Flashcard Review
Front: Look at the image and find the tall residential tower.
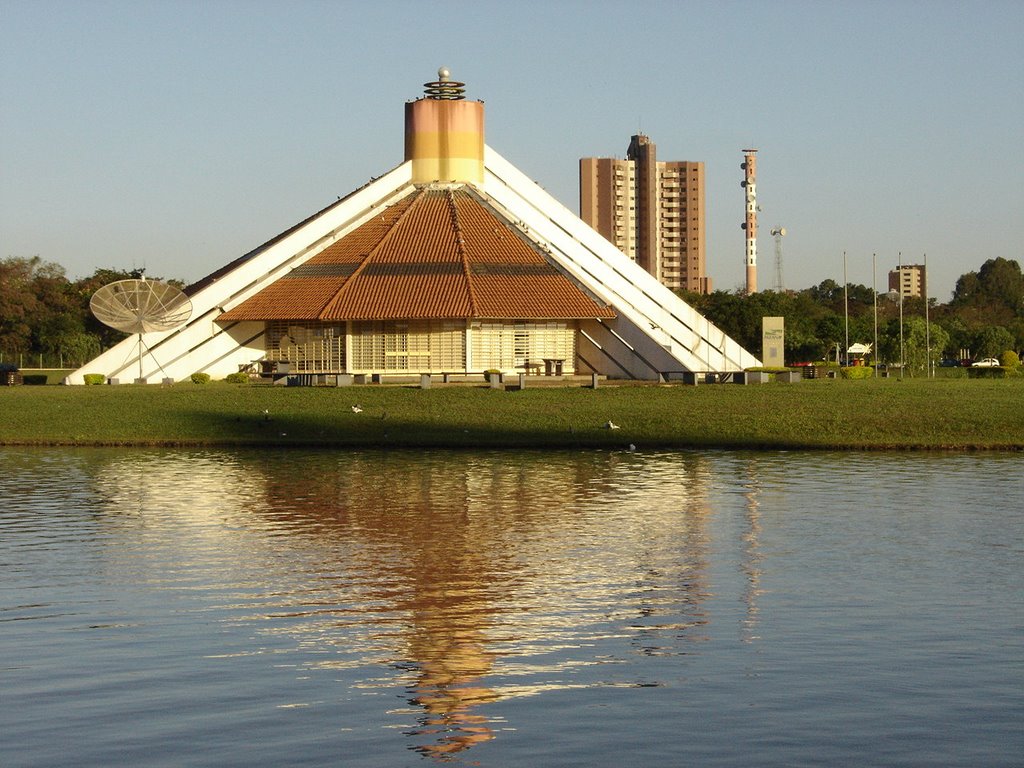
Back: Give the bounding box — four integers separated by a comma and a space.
580, 134, 710, 294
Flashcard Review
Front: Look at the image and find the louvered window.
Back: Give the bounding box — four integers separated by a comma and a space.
472, 322, 576, 372
265, 321, 345, 372
349, 320, 465, 372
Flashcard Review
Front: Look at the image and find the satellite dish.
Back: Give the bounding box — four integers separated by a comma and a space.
90, 278, 192, 382
91, 279, 192, 334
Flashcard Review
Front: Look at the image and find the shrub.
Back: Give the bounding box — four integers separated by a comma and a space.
967, 367, 1006, 379
190, 372, 211, 385
224, 372, 249, 384
1000, 350, 1021, 369
83, 373, 106, 385
840, 365, 874, 380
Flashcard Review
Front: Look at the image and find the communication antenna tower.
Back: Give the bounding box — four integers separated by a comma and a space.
770, 227, 787, 292
741, 149, 758, 293
90, 277, 193, 382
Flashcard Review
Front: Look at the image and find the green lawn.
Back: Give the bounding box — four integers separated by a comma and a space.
2, 377, 1021, 450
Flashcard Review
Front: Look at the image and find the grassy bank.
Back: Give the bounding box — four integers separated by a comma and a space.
2, 377, 1022, 450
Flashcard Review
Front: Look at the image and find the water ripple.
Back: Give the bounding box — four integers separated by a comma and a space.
2, 447, 1022, 767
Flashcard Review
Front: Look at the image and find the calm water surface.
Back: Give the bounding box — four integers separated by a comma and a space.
1, 447, 1022, 767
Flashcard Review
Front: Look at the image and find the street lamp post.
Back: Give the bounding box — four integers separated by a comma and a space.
924, 253, 931, 378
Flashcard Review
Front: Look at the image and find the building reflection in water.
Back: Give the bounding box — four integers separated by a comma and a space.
740, 457, 765, 644
394, 541, 499, 757
93, 448, 718, 759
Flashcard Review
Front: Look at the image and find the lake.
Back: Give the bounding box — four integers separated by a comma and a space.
2, 447, 1022, 767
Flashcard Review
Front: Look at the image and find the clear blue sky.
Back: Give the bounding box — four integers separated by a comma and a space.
2, 0, 1022, 301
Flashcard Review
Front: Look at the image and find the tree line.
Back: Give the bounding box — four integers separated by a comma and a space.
1, 254, 1022, 373
0, 257, 183, 367
681, 257, 1024, 373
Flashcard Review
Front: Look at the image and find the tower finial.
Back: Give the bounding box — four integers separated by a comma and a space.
423, 67, 465, 100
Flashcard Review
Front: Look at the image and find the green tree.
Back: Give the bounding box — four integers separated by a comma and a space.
1006, 318, 1024, 355
815, 315, 844, 361
941, 315, 972, 360
973, 325, 1015, 360
0, 257, 40, 353
784, 292, 828, 361
808, 279, 843, 307
56, 331, 102, 367
952, 258, 1024, 323
878, 317, 950, 376
0, 256, 79, 355
914, 319, 950, 375
0, 259, 184, 362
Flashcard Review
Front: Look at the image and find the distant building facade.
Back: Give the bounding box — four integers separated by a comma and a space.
889, 264, 927, 298
580, 134, 710, 294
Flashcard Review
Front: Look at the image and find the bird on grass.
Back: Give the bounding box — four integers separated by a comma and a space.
351, 405, 363, 413
604, 420, 620, 430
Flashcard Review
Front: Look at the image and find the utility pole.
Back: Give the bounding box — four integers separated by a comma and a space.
898, 251, 905, 379
873, 253, 878, 378
843, 251, 849, 367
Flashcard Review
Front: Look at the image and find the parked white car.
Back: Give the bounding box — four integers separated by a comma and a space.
971, 358, 1001, 367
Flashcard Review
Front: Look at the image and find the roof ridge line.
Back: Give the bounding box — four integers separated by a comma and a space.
446, 188, 480, 317
319, 188, 425, 319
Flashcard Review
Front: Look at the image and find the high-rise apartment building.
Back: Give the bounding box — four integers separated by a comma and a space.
888, 264, 927, 298
580, 134, 710, 294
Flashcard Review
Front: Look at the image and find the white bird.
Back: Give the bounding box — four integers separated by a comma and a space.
604, 421, 620, 430
351, 405, 363, 413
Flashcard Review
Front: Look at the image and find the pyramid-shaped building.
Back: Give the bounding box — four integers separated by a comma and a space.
68, 71, 759, 384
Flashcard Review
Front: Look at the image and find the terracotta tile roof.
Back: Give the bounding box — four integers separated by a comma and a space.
219, 187, 615, 322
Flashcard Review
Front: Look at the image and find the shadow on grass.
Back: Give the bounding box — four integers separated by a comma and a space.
189, 407, 643, 450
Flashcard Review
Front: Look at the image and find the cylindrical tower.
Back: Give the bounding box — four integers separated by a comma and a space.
405, 68, 484, 185
741, 149, 758, 293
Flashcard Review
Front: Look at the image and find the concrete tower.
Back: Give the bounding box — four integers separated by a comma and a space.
405, 68, 485, 185
742, 149, 758, 294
